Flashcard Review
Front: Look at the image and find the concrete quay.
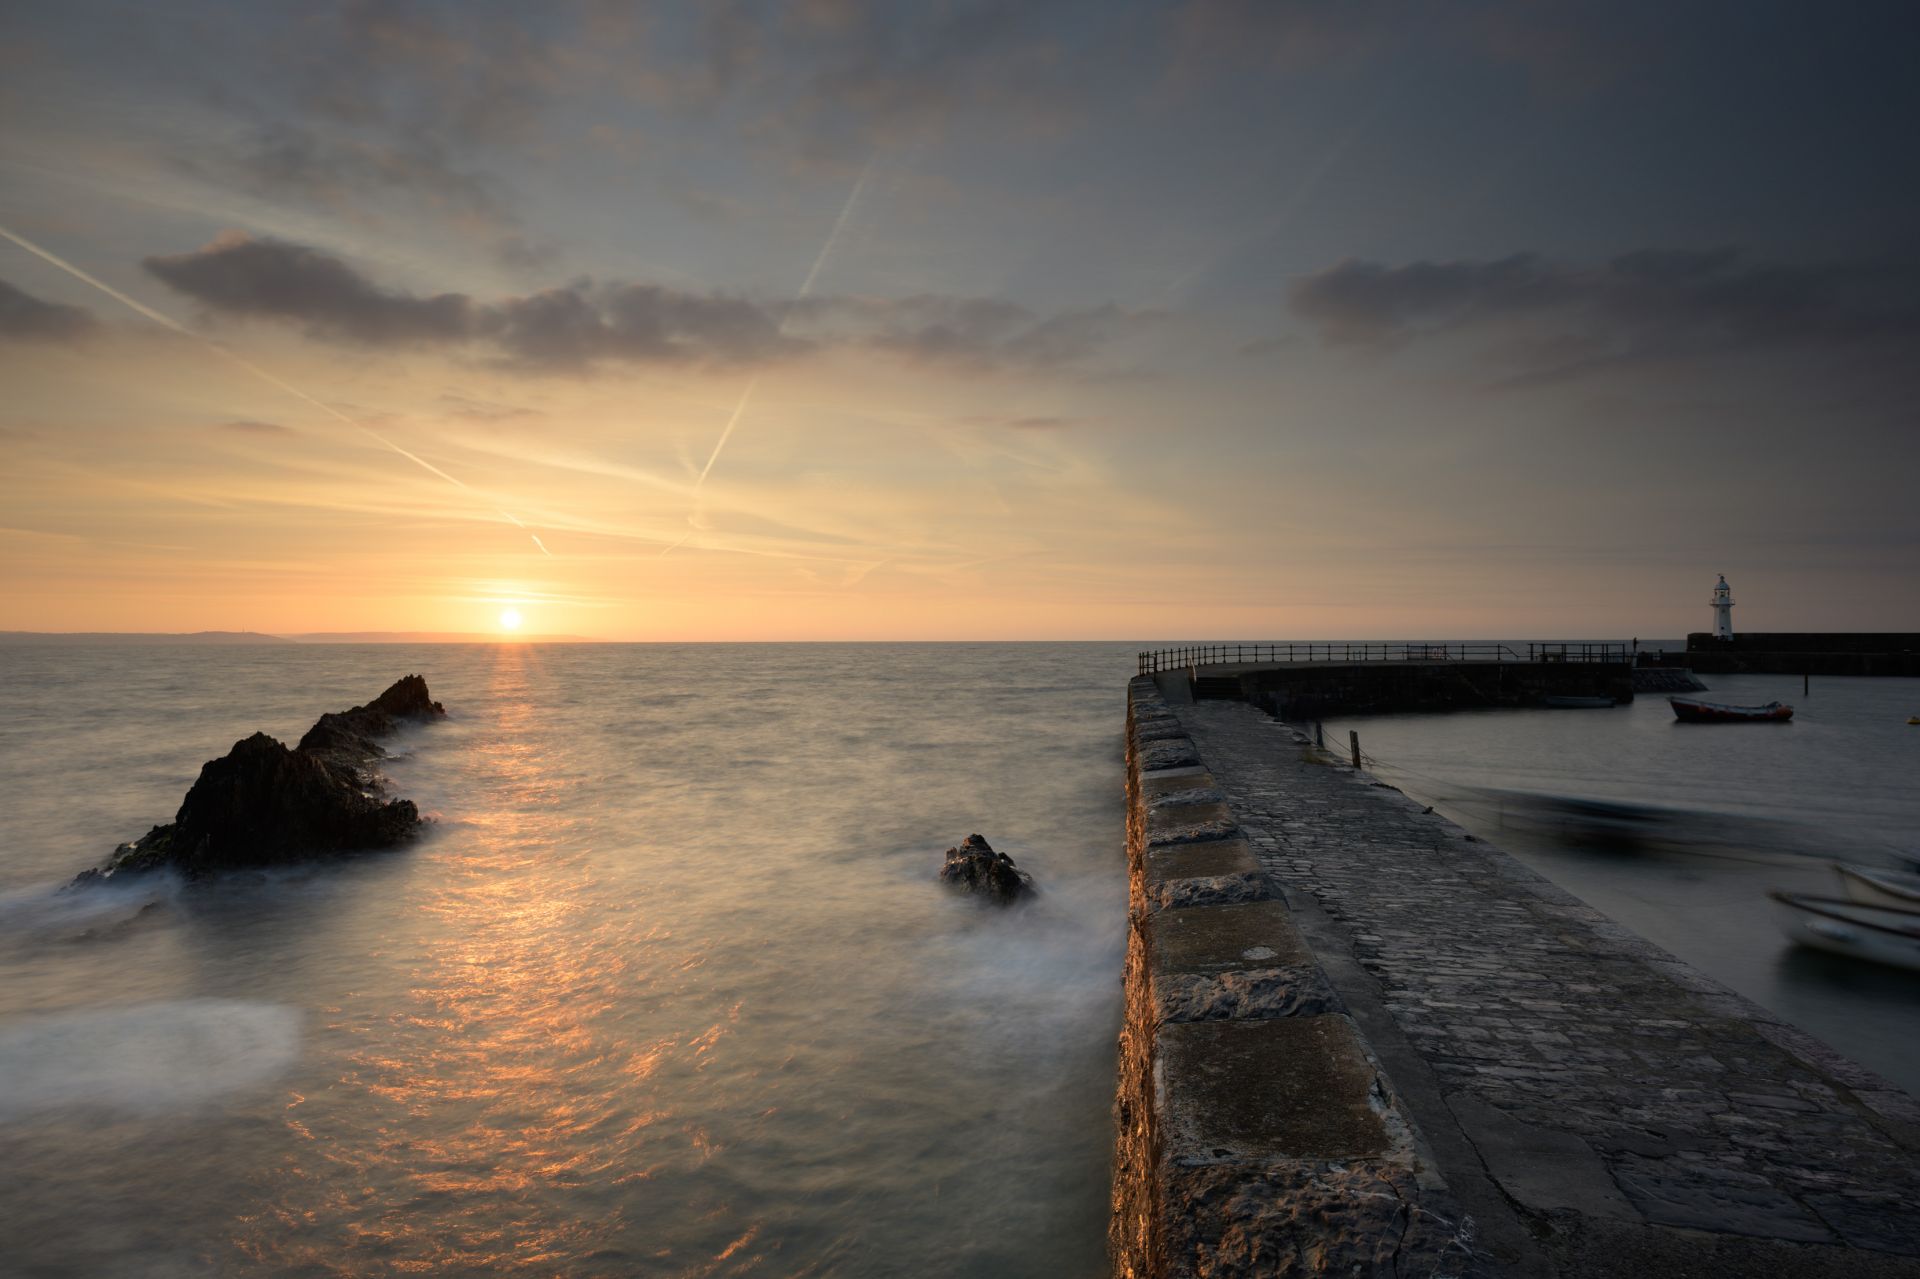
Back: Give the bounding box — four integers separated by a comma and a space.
1111, 677, 1920, 1278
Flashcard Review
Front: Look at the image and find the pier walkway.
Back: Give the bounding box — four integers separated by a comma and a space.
1124, 691, 1920, 1276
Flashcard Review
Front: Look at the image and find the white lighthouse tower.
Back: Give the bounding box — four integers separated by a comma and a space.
1710, 574, 1735, 640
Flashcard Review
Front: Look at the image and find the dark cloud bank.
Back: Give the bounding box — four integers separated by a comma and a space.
140, 232, 1149, 373
1287, 249, 1920, 384
0, 279, 95, 344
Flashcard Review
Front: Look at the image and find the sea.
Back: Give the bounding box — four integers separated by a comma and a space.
1, 642, 1916, 1276
0, 642, 1138, 1278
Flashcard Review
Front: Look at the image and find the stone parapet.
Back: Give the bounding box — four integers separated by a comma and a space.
1110, 677, 1475, 1278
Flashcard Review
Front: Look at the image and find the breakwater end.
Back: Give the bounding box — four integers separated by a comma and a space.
1113, 676, 1920, 1277
1664, 632, 1920, 677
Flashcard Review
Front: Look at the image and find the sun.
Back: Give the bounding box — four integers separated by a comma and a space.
498, 608, 523, 632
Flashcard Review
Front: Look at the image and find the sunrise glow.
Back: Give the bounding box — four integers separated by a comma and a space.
1, 4, 1915, 643
499, 609, 522, 632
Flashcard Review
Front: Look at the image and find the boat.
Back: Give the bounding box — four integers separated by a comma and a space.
1908, 716, 1919, 725
1542, 695, 1615, 708
1770, 892, 1920, 972
1669, 697, 1793, 723
1833, 864, 1920, 911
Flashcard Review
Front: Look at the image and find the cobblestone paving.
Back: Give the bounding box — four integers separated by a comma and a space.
1177, 700, 1920, 1258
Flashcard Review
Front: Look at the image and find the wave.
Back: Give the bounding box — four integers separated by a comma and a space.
0, 998, 301, 1114
0, 872, 184, 945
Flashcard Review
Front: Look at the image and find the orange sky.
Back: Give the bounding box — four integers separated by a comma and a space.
4, 4, 1916, 640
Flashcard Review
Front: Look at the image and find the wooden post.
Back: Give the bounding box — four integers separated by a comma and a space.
1349, 730, 1362, 770
1315, 721, 1325, 748
1804, 671, 1810, 696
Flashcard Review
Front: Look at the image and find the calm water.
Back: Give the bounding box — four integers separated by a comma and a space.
1323, 672, 1920, 1095
7, 646, 1917, 1276
0, 642, 1140, 1278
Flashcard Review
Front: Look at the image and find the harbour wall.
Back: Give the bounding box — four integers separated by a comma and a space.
1159, 660, 1635, 719
1672, 633, 1920, 676
1112, 677, 1471, 1276
1112, 678, 1920, 1277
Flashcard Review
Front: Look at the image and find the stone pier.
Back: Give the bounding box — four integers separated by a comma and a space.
1112, 676, 1920, 1278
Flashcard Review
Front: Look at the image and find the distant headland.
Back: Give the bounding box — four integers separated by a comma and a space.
0, 630, 595, 644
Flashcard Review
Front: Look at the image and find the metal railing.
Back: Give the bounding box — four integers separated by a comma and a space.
1135, 642, 1632, 675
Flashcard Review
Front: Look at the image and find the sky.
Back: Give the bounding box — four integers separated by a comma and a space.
2, 0, 1917, 640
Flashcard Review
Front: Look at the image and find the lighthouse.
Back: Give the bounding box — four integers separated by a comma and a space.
1710, 574, 1735, 640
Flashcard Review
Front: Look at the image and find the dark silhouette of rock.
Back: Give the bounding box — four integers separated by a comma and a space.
938, 833, 1034, 904
80, 675, 445, 881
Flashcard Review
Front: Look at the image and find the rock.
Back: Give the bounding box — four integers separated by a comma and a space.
938, 833, 1034, 905
82, 675, 445, 881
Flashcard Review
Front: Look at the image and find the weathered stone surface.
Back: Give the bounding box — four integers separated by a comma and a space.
1154, 966, 1342, 1023
1145, 814, 1241, 845
1160, 1161, 1479, 1279
1159, 1015, 1394, 1163
1140, 739, 1202, 771
1139, 767, 1214, 798
1152, 872, 1267, 912
1150, 899, 1314, 975
1146, 838, 1260, 884
84, 675, 444, 880
1146, 786, 1229, 819
1116, 679, 1485, 1278
937, 832, 1034, 904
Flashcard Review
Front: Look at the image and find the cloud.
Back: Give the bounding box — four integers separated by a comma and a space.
296, 1, 558, 145
494, 233, 561, 273
1287, 248, 1920, 380
1288, 254, 1567, 346
143, 231, 477, 344
797, 3, 1085, 143
437, 394, 540, 423
215, 419, 295, 435
203, 124, 516, 234
485, 281, 805, 371
141, 232, 1145, 375
1166, 0, 1686, 91
814, 294, 1157, 369
0, 279, 95, 343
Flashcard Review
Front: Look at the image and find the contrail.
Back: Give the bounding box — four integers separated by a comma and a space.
665, 157, 878, 560
693, 372, 760, 489
688, 155, 877, 496
0, 221, 551, 556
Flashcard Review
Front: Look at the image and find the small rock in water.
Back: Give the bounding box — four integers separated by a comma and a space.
938, 833, 1034, 905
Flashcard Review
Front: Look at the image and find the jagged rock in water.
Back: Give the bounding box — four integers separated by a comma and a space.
938, 833, 1034, 905
80, 675, 445, 881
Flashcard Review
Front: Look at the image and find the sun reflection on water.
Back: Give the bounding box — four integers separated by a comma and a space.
0, 642, 1128, 1277
235, 643, 766, 1273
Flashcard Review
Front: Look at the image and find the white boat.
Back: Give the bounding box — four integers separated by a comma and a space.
1770, 892, 1920, 972
1833, 864, 1920, 911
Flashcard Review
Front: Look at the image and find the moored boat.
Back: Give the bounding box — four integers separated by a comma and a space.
1770, 892, 1920, 972
1543, 695, 1615, 708
1670, 697, 1793, 723
1833, 863, 1920, 911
